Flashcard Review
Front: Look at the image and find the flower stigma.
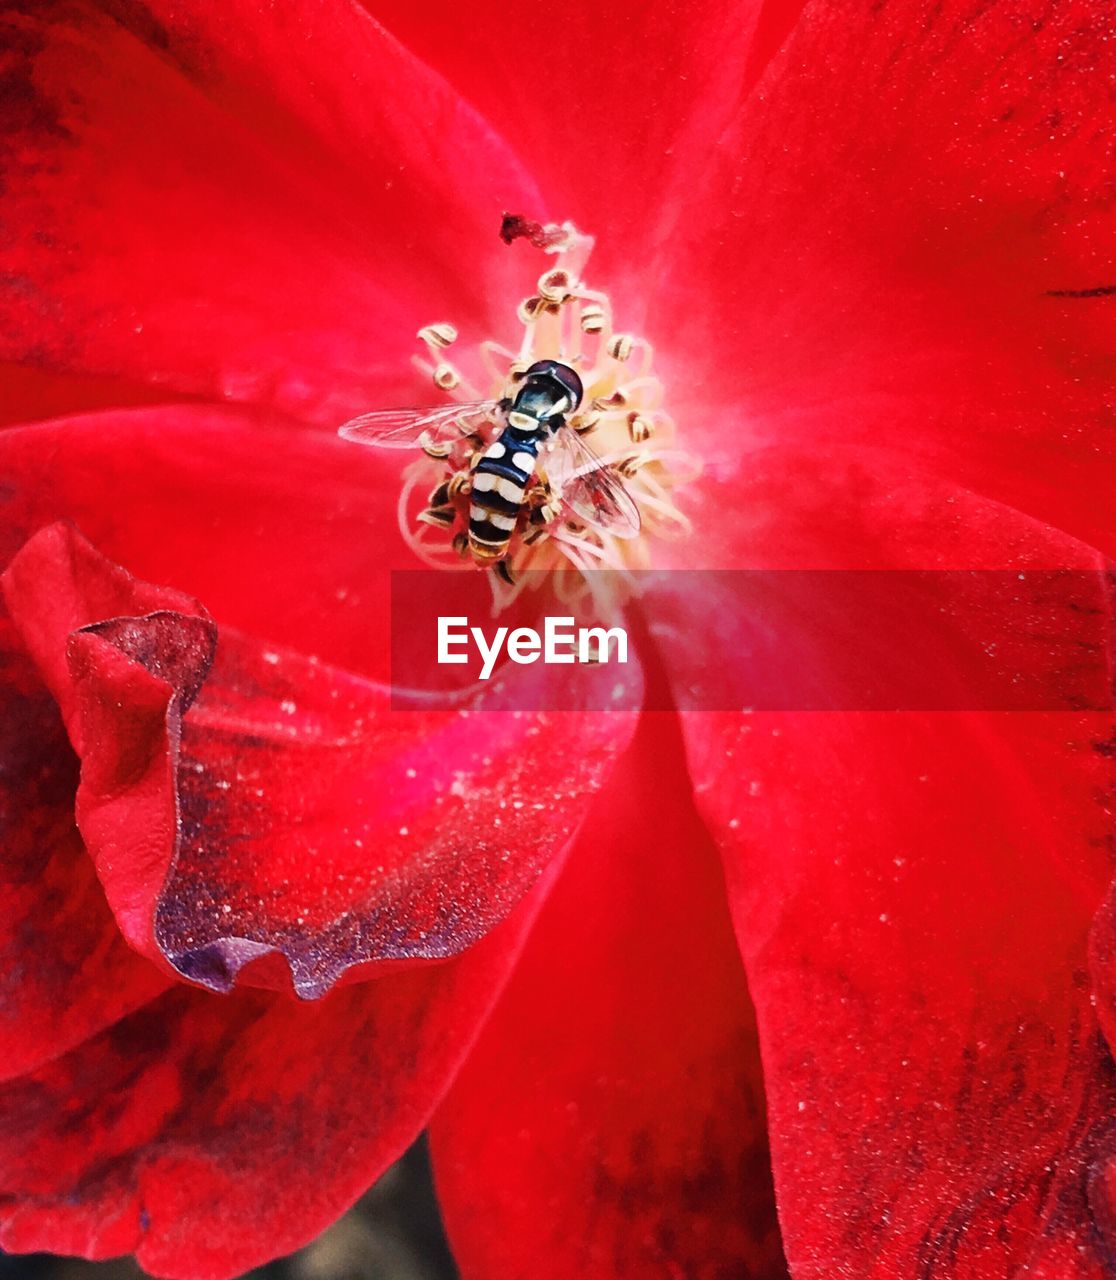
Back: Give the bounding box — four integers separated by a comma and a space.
397, 219, 699, 612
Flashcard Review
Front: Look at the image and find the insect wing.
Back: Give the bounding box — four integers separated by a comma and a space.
338, 400, 497, 449
546, 427, 641, 538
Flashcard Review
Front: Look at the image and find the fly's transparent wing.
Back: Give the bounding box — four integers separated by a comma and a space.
338, 400, 497, 449
545, 427, 641, 538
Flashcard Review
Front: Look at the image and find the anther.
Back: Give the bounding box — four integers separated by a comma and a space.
580, 304, 605, 334
532, 491, 561, 522
538, 269, 573, 303
517, 296, 544, 323
617, 455, 650, 477
418, 323, 457, 350
433, 363, 460, 391
627, 413, 654, 443
419, 506, 456, 528
607, 334, 634, 362
420, 434, 452, 459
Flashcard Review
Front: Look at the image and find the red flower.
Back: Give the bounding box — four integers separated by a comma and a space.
1, 2, 1115, 1278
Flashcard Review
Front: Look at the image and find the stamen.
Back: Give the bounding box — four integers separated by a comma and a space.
579, 304, 606, 334
627, 414, 654, 443
418, 322, 458, 351
394, 221, 700, 611
538, 269, 573, 303
432, 363, 460, 391
517, 296, 545, 324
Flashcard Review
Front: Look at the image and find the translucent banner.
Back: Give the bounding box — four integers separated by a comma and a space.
389, 570, 1116, 712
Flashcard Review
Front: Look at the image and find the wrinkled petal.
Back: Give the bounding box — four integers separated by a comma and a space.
0, 891, 548, 1280
430, 713, 787, 1279
0, 612, 168, 1082
3, 524, 640, 995
0, 1, 541, 421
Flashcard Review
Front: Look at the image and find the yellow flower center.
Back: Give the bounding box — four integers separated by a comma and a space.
398, 221, 698, 610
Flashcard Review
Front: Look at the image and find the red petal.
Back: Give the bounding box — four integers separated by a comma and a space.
0, 893, 545, 1279
369, 0, 782, 300
686, 708, 1116, 1277
0, 407, 414, 679
3, 523, 640, 994
0, 364, 173, 429
655, 0, 1116, 552
662, 463, 1116, 1273
0, 611, 168, 1082
684, 440, 1114, 571
430, 713, 787, 1278
0, 2, 541, 421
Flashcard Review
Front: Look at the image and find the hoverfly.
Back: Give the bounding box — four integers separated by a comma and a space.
338, 359, 641, 565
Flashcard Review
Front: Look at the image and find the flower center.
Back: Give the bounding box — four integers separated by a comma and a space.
398, 220, 698, 609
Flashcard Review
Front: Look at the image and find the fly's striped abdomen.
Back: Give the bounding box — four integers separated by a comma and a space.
468, 426, 541, 562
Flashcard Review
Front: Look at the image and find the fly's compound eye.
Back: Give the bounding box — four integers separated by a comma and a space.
524, 359, 584, 410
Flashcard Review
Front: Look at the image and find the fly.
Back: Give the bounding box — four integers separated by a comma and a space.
338, 359, 641, 565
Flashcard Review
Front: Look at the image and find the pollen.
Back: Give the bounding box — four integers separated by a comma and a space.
398, 221, 699, 610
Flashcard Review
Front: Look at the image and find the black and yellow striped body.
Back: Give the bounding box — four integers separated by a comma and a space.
466, 360, 584, 564
467, 417, 543, 562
